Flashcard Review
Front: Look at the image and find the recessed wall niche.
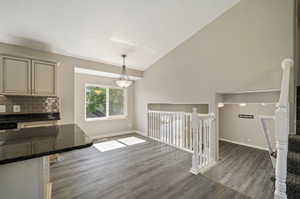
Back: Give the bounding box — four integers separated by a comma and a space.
147, 103, 208, 114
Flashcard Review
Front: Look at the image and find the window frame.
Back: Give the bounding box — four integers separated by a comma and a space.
85, 83, 128, 121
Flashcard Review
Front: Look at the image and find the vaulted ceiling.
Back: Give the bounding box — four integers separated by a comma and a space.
0, 0, 240, 70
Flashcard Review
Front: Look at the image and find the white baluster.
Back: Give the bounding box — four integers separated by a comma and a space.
156, 112, 159, 139
150, 111, 153, 137
166, 113, 170, 143
184, 114, 187, 149
182, 113, 185, 148
190, 114, 193, 150
203, 120, 206, 165
169, 113, 171, 143
162, 112, 165, 142
206, 120, 209, 165
158, 112, 161, 140
152, 112, 155, 137
208, 113, 215, 164
190, 108, 200, 174
170, 113, 173, 145
154, 112, 157, 139
175, 113, 179, 146
147, 111, 150, 136
199, 120, 203, 167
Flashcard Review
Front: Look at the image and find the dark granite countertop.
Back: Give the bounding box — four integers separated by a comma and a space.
0, 124, 93, 165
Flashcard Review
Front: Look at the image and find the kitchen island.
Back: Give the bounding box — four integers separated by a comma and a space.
0, 124, 93, 199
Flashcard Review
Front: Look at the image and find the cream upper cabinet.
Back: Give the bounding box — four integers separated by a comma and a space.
0, 55, 32, 95
32, 60, 57, 96
0, 55, 57, 96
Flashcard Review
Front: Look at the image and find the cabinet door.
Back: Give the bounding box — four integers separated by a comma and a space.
32, 60, 57, 96
0, 55, 31, 95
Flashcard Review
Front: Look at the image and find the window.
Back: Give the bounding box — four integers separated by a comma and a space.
85, 84, 127, 120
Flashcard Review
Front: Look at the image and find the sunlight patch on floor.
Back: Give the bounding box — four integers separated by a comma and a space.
94, 136, 146, 152
94, 140, 126, 152
118, 137, 146, 146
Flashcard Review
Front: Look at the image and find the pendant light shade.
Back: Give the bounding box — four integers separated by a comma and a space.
115, 54, 132, 88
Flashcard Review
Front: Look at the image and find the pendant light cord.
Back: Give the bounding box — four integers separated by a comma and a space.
121, 54, 128, 80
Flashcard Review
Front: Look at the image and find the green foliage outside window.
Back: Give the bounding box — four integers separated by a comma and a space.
86, 86, 125, 119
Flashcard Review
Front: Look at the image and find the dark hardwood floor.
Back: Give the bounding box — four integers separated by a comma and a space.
204, 141, 274, 199
51, 134, 249, 199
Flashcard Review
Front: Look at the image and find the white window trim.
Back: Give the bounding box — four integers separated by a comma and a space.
85, 83, 128, 121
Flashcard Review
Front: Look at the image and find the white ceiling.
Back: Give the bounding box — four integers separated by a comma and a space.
0, 0, 240, 70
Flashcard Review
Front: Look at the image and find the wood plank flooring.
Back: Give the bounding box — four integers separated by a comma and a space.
51, 134, 248, 199
204, 141, 274, 199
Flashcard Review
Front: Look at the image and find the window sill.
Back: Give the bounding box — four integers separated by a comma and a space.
85, 116, 128, 122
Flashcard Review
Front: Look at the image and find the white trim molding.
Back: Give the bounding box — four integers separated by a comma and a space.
75, 67, 142, 80
90, 130, 135, 140
219, 138, 268, 151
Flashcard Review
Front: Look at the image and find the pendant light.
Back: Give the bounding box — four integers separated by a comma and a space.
115, 54, 132, 88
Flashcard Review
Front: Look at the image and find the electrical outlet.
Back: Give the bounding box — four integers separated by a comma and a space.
13, 105, 21, 112
0, 105, 6, 113
128, 123, 133, 128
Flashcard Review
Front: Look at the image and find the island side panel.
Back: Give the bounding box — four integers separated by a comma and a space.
0, 157, 49, 199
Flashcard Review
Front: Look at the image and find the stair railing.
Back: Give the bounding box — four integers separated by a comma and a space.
147, 110, 194, 151
258, 115, 276, 167
259, 58, 293, 199
190, 108, 215, 175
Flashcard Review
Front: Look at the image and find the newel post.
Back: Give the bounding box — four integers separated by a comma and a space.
190, 108, 200, 175
274, 105, 289, 199
208, 112, 215, 162
274, 58, 293, 199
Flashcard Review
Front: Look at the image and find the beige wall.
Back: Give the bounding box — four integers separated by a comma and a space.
134, 0, 294, 134
219, 103, 276, 150
0, 42, 143, 127
75, 73, 134, 137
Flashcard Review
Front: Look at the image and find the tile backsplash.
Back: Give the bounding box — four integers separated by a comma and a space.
0, 96, 60, 113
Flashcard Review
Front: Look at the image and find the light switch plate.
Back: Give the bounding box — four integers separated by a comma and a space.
13, 105, 21, 112
0, 105, 6, 113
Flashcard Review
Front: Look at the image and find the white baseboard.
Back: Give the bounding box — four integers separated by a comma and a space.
90, 131, 135, 140
199, 160, 217, 173
219, 138, 268, 151
134, 130, 146, 136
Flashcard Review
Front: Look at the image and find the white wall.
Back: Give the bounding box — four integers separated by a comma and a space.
75, 73, 134, 137
219, 103, 276, 150
0, 42, 143, 127
134, 0, 294, 134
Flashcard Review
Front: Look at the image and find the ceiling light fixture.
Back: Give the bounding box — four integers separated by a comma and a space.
115, 54, 132, 88
94, 89, 102, 95
239, 103, 247, 107
218, 103, 225, 108
110, 37, 136, 47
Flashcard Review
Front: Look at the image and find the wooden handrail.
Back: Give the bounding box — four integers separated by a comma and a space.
258, 115, 276, 167
278, 58, 293, 107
